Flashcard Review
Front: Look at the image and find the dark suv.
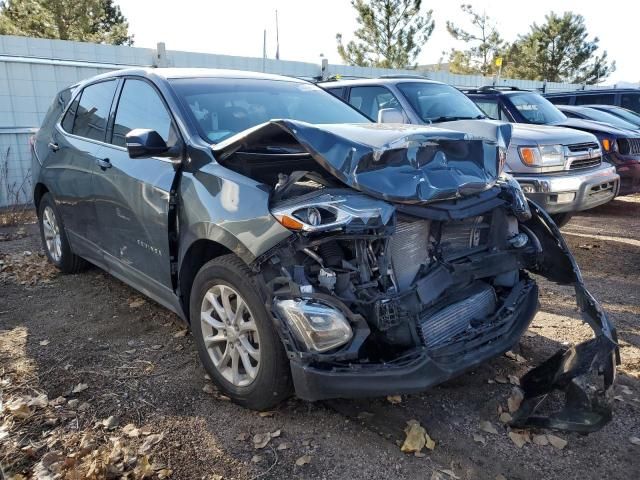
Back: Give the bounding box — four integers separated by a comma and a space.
465, 86, 640, 195
544, 88, 640, 114
30, 68, 617, 431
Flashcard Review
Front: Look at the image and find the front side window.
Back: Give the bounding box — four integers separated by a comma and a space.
574, 93, 615, 106
621, 93, 640, 114
348, 86, 401, 120
112, 79, 176, 148
71, 80, 117, 141
396, 82, 484, 123
508, 92, 566, 125
474, 99, 500, 120
170, 78, 369, 144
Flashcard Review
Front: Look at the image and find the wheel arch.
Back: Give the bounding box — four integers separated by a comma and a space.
33, 182, 50, 210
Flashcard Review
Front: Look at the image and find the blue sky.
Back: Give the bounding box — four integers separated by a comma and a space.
117, 0, 638, 85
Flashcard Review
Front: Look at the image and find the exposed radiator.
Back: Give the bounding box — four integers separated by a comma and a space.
419, 284, 497, 349
439, 216, 489, 258
389, 220, 430, 291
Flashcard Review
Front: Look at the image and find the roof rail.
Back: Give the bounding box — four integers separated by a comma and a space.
378, 74, 429, 79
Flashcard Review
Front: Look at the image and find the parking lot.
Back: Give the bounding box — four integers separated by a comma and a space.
0, 195, 638, 479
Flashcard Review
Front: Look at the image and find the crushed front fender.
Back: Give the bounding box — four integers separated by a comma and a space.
510, 201, 619, 433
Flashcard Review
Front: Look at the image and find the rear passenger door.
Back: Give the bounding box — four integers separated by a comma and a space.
51, 79, 118, 260
92, 77, 181, 293
347, 86, 404, 121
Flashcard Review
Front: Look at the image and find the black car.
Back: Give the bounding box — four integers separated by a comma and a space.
464, 86, 640, 195
544, 88, 640, 114
557, 105, 640, 132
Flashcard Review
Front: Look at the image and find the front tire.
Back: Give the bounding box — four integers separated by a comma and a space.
37, 193, 87, 273
190, 254, 292, 410
550, 212, 573, 228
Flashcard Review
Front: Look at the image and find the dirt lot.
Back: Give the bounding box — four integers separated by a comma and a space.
1, 196, 639, 480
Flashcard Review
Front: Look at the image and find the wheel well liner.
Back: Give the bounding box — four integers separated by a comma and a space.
33, 183, 49, 209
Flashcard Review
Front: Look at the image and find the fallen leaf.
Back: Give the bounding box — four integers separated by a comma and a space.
508, 375, 520, 386
277, 442, 289, 451
270, 429, 281, 438
6, 398, 31, 418
78, 402, 91, 412
39, 339, 50, 346
473, 433, 486, 445
123, 423, 140, 438
157, 468, 173, 479
258, 411, 275, 417
620, 385, 633, 395
414, 451, 426, 458
253, 432, 272, 449
479, 421, 498, 435
401, 420, 426, 453
439, 469, 460, 479
295, 454, 311, 466
505, 351, 527, 363
72, 383, 88, 394
139, 433, 164, 454
251, 454, 263, 463
67, 399, 79, 408
547, 434, 567, 450
507, 388, 524, 413
533, 434, 549, 446
508, 430, 529, 448
387, 395, 402, 404
629, 436, 640, 446
128, 298, 146, 308
424, 433, 436, 450
494, 375, 508, 384
499, 412, 512, 423
29, 394, 48, 408
151, 344, 163, 350
134, 455, 154, 478
101, 416, 118, 430
202, 384, 216, 394
173, 329, 188, 338
235, 432, 249, 441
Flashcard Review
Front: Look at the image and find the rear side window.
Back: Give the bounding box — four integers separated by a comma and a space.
348, 86, 401, 120
71, 80, 117, 141
325, 87, 345, 99
547, 96, 571, 105
112, 79, 176, 148
575, 93, 615, 106
621, 93, 640, 114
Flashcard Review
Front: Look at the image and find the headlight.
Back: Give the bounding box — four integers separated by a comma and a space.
271, 191, 394, 233
518, 145, 564, 167
275, 298, 353, 352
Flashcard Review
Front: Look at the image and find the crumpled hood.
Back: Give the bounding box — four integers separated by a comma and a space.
212, 119, 512, 204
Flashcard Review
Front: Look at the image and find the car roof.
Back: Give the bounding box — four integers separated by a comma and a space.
545, 88, 640, 96
83, 67, 307, 84
319, 77, 442, 88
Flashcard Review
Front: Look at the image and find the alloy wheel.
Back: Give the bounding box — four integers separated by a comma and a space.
42, 206, 62, 262
200, 284, 261, 387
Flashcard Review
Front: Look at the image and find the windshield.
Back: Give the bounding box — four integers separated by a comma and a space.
579, 107, 639, 130
509, 93, 566, 124
170, 78, 370, 143
396, 82, 485, 123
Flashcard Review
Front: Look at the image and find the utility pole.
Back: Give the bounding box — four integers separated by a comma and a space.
262, 29, 267, 72
275, 10, 280, 60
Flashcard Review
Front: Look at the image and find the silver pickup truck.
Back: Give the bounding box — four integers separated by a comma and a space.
322, 78, 620, 226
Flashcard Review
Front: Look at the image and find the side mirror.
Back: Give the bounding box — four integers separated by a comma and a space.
125, 129, 169, 158
377, 108, 405, 124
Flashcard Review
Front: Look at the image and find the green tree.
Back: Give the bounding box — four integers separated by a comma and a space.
445, 4, 505, 75
0, 0, 133, 45
505, 12, 614, 84
336, 0, 435, 68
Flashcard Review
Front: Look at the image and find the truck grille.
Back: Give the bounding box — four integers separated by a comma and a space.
618, 138, 640, 156
567, 141, 602, 170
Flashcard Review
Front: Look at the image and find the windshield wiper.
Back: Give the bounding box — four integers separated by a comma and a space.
427, 115, 485, 123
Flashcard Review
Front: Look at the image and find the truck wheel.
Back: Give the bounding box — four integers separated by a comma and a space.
550, 212, 573, 228
37, 193, 87, 273
190, 254, 292, 410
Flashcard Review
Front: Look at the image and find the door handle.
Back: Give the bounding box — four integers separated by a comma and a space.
96, 157, 112, 169
48, 142, 59, 152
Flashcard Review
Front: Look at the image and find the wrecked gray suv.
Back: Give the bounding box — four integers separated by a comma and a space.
32, 69, 618, 432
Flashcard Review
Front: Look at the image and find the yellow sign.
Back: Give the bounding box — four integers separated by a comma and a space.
495, 57, 503, 67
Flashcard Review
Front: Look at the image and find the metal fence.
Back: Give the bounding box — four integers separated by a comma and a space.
0, 34, 612, 206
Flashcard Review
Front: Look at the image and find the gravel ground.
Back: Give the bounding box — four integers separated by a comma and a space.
1, 195, 639, 480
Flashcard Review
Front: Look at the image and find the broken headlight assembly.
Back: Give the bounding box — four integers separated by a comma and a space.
271, 191, 394, 233
275, 298, 353, 352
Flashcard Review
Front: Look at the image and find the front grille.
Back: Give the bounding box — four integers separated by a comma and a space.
618, 138, 640, 156
419, 284, 497, 349
569, 157, 602, 169
567, 142, 599, 152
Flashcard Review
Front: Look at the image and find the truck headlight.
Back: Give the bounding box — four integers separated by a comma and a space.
275, 298, 353, 352
519, 145, 564, 167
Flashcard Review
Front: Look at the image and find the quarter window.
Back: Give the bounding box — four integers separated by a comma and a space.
112, 79, 176, 148
70, 80, 117, 141
348, 86, 401, 120
574, 93, 615, 106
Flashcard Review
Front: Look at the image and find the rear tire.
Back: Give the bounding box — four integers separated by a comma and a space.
190, 254, 292, 410
37, 193, 87, 273
550, 212, 573, 228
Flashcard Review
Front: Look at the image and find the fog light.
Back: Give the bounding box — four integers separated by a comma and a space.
556, 192, 576, 204
275, 299, 353, 352
520, 183, 536, 193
